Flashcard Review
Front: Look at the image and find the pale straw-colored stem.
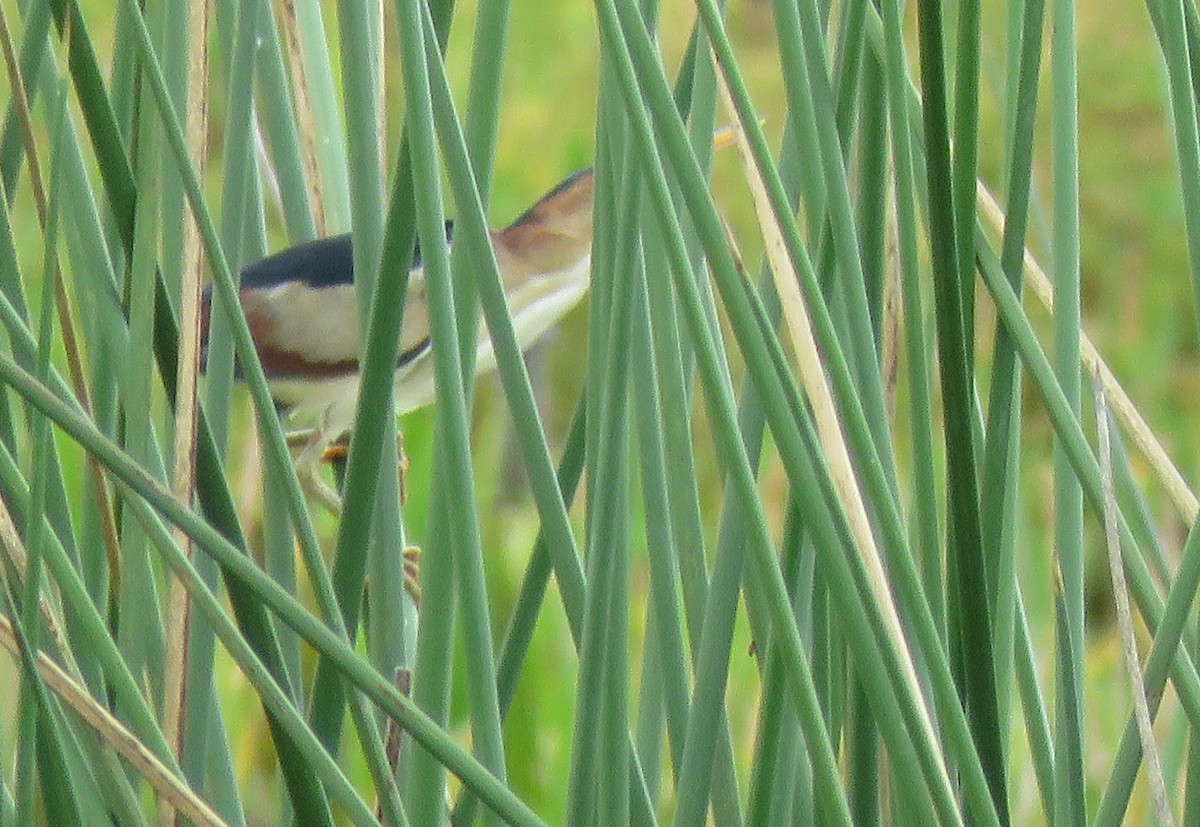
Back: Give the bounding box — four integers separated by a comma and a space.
1094, 383, 1174, 827
0, 609, 228, 827
977, 184, 1198, 527
161, 2, 211, 824
714, 63, 954, 806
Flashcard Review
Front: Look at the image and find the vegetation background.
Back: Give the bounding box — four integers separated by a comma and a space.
0, 0, 1198, 824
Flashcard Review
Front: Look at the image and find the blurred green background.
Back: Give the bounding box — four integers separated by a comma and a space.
14, 0, 1197, 822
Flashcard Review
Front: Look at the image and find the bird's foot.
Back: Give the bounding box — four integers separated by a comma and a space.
318, 431, 409, 506
397, 431, 409, 506
293, 425, 343, 516
296, 461, 344, 516
320, 442, 348, 463
290, 419, 409, 516
286, 427, 319, 450
402, 544, 421, 605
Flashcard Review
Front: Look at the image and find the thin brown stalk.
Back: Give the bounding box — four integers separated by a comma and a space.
0, 491, 177, 820
375, 0, 386, 175
882, 159, 902, 425
0, 491, 73, 672
160, 2, 212, 824
0, 3, 123, 595
0, 610, 229, 827
278, 0, 327, 234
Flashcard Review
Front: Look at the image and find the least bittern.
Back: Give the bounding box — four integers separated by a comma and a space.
199, 127, 742, 511
200, 168, 595, 510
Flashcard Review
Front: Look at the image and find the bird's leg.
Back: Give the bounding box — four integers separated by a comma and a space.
397, 430, 409, 506
286, 427, 319, 451
318, 429, 408, 504
294, 413, 344, 515
311, 428, 417, 600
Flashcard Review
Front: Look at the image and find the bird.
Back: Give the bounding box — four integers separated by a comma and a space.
200, 167, 596, 512
200, 126, 741, 513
